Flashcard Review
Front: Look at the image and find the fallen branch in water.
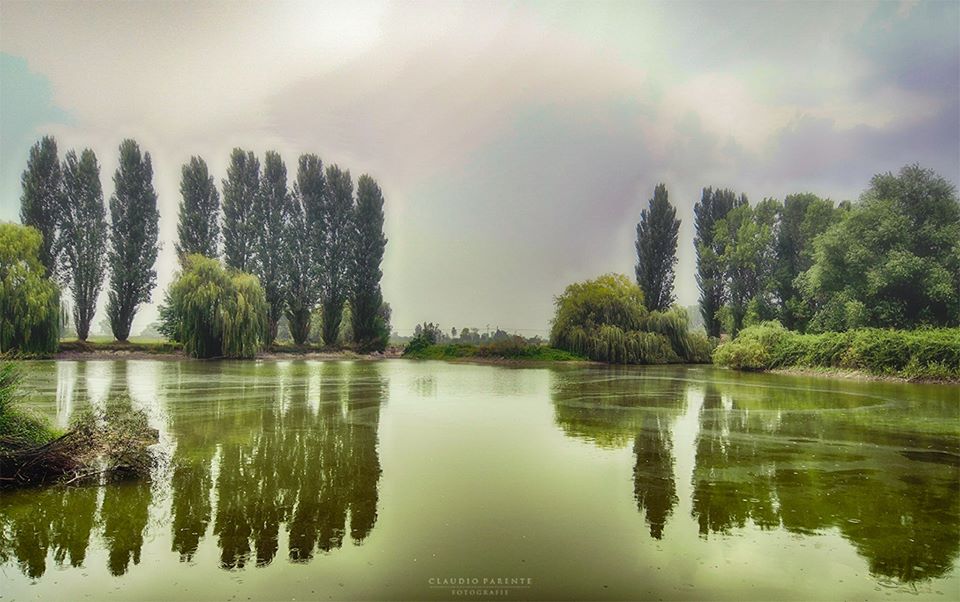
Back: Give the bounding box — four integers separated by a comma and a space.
0, 403, 159, 489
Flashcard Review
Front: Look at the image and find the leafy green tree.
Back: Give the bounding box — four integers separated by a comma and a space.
694, 188, 744, 337
286, 155, 325, 344
60, 149, 107, 341
0, 223, 60, 353
802, 164, 960, 330
176, 156, 220, 261
350, 174, 387, 350
635, 183, 680, 312
774, 193, 837, 331
106, 139, 159, 342
160, 255, 268, 358
716, 199, 779, 335
319, 165, 354, 346
550, 274, 710, 364
253, 151, 290, 344
222, 149, 260, 272
19, 136, 64, 275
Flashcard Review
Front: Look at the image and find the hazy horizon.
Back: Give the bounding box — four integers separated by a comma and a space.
2, 0, 958, 336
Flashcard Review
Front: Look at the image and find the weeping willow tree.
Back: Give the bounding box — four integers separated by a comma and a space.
160, 255, 267, 359
0, 224, 60, 355
550, 274, 711, 364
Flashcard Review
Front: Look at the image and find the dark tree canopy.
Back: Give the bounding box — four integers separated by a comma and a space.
801, 164, 960, 330
286, 154, 325, 345
106, 139, 160, 342
253, 151, 291, 344
635, 183, 680, 312
694, 188, 744, 337
222, 149, 260, 272
176, 156, 220, 261
319, 164, 354, 346
61, 149, 108, 341
715, 199, 778, 335
19, 136, 63, 275
350, 174, 387, 350
774, 193, 836, 330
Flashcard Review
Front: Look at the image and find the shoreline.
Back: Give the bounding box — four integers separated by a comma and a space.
767, 366, 959, 385
16, 351, 959, 384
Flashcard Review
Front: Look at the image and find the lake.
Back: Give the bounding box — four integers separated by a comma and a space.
2, 360, 958, 601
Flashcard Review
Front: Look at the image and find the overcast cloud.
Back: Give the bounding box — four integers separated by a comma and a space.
1, 0, 957, 335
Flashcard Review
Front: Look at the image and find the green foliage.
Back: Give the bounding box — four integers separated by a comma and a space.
404, 321, 442, 355
161, 255, 268, 359
635, 183, 680, 312
714, 321, 960, 380
0, 224, 60, 354
286, 155, 324, 345
404, 338, 583, 361
19, 136, 63, 275
715, 199, 779, 335
694, 188, 746, 337
59, 149, 107, 341
319, 165, 354, 346
802, 165, 960, 330
222, 149, 260, 272
253, 151, 291, 344
176, 156, 220, 260
106, 139, 159, 342
774, 193, 837, 330
550, 274, 711, 364
0, 362, 59, 448
712, 321, 788, 370
351, 175, 388, 351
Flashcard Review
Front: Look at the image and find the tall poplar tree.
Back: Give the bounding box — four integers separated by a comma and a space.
222, 149, 260, 272
176, 156, 220, 261
19, 136, 63, 275
635, 183, 680, 312
319, 165, 354, 346
350, 174, 387, 350
106, 140, 159, 342
694, 188, 743, 337
253, 151, 290, 344
286, 154, 325, 344
60, 149, 108, 341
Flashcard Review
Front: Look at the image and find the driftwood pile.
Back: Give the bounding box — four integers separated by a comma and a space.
0, 407, 159, 488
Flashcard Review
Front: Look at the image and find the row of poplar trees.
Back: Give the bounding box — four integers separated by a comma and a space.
20, 136, 158, 342
176, 149, 387, 348
18, 136, 388, 349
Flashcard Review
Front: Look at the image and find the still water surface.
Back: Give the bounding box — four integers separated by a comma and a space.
2, 360, 958, 600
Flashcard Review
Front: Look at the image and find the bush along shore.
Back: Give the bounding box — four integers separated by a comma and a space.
713, 322, 960, 382
0, 362, 159, 488
403, 338, 585, 362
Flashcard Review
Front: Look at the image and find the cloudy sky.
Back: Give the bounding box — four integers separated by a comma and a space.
1, 0, 957, 336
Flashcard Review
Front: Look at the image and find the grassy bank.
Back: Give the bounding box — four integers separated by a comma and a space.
59, 339, 183, 355
0, 363, 59, 449
714, 322, 960, 381
403, 340, 585, 362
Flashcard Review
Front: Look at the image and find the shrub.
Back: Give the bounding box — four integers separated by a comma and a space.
0, 224, 61, 355
714, 322, 960, 380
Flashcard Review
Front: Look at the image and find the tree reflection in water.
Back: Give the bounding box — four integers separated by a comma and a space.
0, 360, 385, 577
552, 366, 960, 584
